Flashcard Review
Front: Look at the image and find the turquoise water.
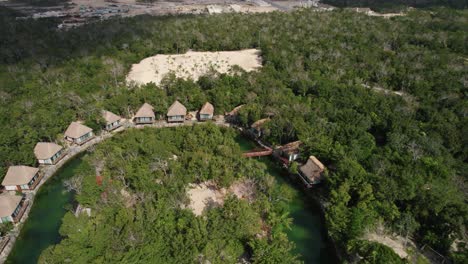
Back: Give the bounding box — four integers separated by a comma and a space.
7, 135, 336, 263
7, 157, 84, 264
236, 135, 336, 263
266, 160, 335, 263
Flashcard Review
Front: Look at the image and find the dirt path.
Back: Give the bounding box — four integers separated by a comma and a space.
365, 233, 409, 259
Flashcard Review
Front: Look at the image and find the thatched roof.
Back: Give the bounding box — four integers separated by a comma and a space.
280, 141, 302, 155
102, 110, 121, 125
251, 118, 269, 129
64, 122, 93, 139
199, 102, 214, 115
0, 193, 22, 218
34, 142, 63, 160
167, 100, 187, 116
299, 156, 325, 182
2, 166, 39, 186
135, 103, 155, 118
227, 105, 244, 116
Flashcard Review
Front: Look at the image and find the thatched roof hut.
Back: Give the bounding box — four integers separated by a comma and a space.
0, 193, 23, 221
102, 110, 121, 125
135, 103, 155, 119
2, 166, 39, 187
167, 100, 187, 117
34, 142, 63, 160
199, 102, 214, 115
64, 122, 93, 139
299, 156, 325, 184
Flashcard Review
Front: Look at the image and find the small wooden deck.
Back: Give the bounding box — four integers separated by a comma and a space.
13, 201, 29, 223
28, 173, 45, 190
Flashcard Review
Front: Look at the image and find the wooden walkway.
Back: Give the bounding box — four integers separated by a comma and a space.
242, 148, 273, 157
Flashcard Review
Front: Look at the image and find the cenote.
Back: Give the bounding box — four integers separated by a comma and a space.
7, 156, 84, 264
7, 134, 336, 264
236, 136, 337, 264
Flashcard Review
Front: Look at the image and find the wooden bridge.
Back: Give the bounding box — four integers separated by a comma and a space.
242, 147, 273, 158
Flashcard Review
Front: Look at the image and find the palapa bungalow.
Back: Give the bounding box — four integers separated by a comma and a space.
250, 118, 269, 138
167, 100, 187, 123
34, 142, 65, 165
298, 156, 325, 187
225, 104, 244, 123
278, 141, 302, 162
64, 122, 94, 145
2, 166, 42, 191
0, 193, 28, 223
198, 102, 214, 121
134, 103, 155, 124
102, 110, 122, 131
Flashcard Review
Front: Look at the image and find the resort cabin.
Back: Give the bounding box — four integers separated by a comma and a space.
102, 110, 122, 131
198, 102, 214, 121
0, 193, 27, 224
34, 142, 65, 165
64, 122, 94, 145
134, 103, 155, 124
299, 156, 325, 187
2, 166, 42, 191
167, 100, 187, 123
278, 141, 302, 162
225, 104, 244, 124
250, 118, 269, 138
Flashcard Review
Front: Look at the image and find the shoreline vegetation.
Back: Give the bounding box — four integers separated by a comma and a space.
0, 4, 466, 264
15, 124, 323, 263
5, 121, 338, 264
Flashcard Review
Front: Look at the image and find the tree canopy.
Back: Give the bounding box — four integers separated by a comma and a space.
38, 125, 300, 263
0, 5, 466, 262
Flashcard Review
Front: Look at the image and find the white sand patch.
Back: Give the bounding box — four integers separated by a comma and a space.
229, 179, 256, 202
126, 49, 262, 86
186, 179, 256, 216
186, 180, 226, 216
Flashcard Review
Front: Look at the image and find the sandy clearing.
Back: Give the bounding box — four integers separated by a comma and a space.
365, 233, 409, 258
186, 180, 226, 216
126, 49, 262, 86
186, 179, 256, 216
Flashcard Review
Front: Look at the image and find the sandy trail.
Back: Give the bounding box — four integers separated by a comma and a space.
126, 49, 262, 86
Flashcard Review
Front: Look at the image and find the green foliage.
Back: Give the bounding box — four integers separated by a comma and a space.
0, 5, 466, 261
250, 233, 301, 264
322, 0, 467, 11
39, 126, 299, 263
0, 222, 13, 236
348, 240, 409, 263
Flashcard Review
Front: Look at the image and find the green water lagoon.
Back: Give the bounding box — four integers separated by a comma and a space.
7, 157, 84, 264
236, 135, 337, 263
7, 135, 336, 263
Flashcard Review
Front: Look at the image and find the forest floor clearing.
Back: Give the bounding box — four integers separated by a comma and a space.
126, 49, 262, 86
363, 84, 411, 98
364, 226, 435, 263
186, 179, 256, 216
365, 232, 410, 258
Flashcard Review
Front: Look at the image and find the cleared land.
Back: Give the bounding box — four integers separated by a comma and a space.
186, 179, 256, 216
126, 49, 262, 85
